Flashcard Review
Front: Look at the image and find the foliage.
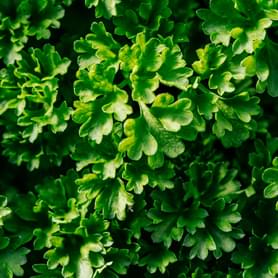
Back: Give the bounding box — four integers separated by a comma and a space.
0, 0, 277, 277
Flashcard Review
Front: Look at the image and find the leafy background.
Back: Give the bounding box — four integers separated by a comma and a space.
0, 0, 278, 277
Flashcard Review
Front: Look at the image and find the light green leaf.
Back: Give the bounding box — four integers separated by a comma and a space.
74, 22, 120, 67
85, 0, 121, 18
93, 153, 123, 179
119, 116, 158, 160
73, 100, 113, 144
262, 161, 278, 199
193, 44, 227, 76
141, 102, 185, 158
209, 71, 235, 95
264, 183, 278, 199
102, 88, 133, 121
123, 163, 149, 194
158, 39, 192, 90
131, 72, 159, 104
151, 93, 193, 132
95, 178, 134, 220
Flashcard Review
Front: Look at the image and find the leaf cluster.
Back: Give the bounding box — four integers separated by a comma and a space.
0, 0, 277, 277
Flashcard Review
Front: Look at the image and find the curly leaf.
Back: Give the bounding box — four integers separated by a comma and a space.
139, 246, 177, 274
85, 0, 121, 18
0, 196, 11, 226
183, 230, 217, 260
151, 93, 193, 132
73, 100, 113, 144
119, 116, 158, 160
0, 247, 30, 278
141, 103, 185, 158
262, 157, 278, 199
158, 38, 193, 89
74, 22, 120, 68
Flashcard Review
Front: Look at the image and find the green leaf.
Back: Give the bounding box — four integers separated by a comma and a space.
101, 87, 133, 121
151, 93, 193, 132
33, 225, 60, 250
264, 183, 278, 199
193, 44, 227, 76
0, 196, 11, 226
120, 101, 186, 160
16, 44, 71, 79
139, 246, 177, 274
198, 0, 271, 54
76, 175, 133, 220
183, 231, 216, 260
93, 153, 123, 180
73, 64, 132, 143
113, 0, 171, 38
36, 170, 79, 212
72, 135, 122, 174
232, 238, 278, 278
146, 189, 183, 248
95, 178, 133, 220
74, 22, 120, 68
85, 0, 121, 18
197, 0, 244, 46
158, 38, 193, 89
131, 72, 159, 104
123, 163, 149, 194
0, 1, 65, 64
32, 264, 62, 278
147, 213, 183, 248
0, 247, 30, 278
262, 159, 278, 199
148, 162, 175, 190
104, 248, 131, 275
213, 201, 241, 233
120, 34, 192, 104
119, 116, 158, 160
209, 71, 235, 95
177, 208, 208, 233
128, 35, 166, 104
212, 92, 260, 147
141, 102, 185, 158
73, 100, 113, 144
0, 45, 71, 147
193, 89, 219, 120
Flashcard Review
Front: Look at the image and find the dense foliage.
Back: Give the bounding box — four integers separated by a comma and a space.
0, 0, 278, 277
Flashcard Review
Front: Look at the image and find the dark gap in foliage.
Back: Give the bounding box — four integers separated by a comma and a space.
124, 265, 146, 277
55, 76, 77, 106
267, 27, 278, 43
156, 83, 181, 98
260, 93, 278, 136
49, 2, 93, 109
50, 1, 92, 55
113, 31, 134, 47
25, 36, 46, 52
0, 146, 33, 194
213, 139, 237, 159
184, 23, 209, 64
129, 101, 141, 118
23, 247, 46, 277
114, 70, 127, 87
0, 58, 5, 69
